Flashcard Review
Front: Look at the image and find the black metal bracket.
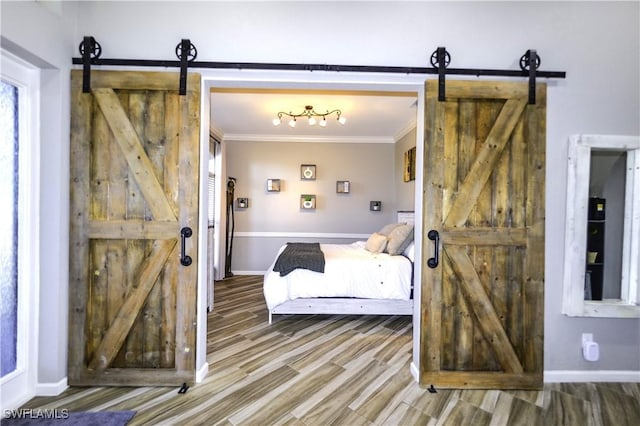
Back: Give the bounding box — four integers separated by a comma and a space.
79, 36, 102, 93
178, 382, 189, 394
519, 49, 540, 104
176, 39, 197, 95
430, 47, 450, 102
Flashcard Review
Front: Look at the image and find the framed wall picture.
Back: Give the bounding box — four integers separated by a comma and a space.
300, 194, 316, 209
300, 164, 316, 180
267, 179, 281, 192
336, 181, 350, 193
403, 147, 416, 182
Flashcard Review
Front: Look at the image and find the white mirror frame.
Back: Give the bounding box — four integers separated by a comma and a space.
562, 134, 640, 317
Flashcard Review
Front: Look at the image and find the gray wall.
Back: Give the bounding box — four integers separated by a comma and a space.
395, 128, 417, 211
226, 140, 397, 272
2, 0, 638, 387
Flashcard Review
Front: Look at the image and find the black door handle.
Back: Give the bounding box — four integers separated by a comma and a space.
180, 227, 193, 266
427, 230, 439, 269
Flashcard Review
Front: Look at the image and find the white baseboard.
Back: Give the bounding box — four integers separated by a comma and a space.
35, 377, 67, 396
195, 362, 209, 383
232, 271, 265, 276
544, 370, 640, 383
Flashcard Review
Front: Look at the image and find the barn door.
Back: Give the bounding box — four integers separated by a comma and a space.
68, 70, 200, 386
420, 80, 545, 389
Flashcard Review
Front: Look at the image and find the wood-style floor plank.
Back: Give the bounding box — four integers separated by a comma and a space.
13, 275, 640, 425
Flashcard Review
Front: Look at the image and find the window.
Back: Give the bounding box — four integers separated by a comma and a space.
562, 134, 640, 317
0, 79, 19, 378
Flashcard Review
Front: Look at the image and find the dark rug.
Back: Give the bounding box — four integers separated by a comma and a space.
1, 411, 136, 425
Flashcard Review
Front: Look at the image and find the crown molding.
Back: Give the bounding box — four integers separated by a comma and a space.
394, 118, 417, 143
209, 126, 224, 142
221, 133, 395, 144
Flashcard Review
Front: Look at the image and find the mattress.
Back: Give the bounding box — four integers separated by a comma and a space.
263, 241, 412, 310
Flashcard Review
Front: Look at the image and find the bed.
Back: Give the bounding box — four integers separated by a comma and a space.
263, 214, 415, 323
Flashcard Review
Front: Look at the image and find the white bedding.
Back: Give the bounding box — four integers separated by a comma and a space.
263, 241, 413, 310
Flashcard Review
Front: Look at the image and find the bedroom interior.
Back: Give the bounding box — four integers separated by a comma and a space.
1, 0, 639, 422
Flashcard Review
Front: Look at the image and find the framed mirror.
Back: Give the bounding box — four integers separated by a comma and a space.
562, 134, 640, 317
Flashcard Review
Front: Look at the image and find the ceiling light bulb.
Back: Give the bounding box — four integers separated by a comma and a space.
338, 116, 346, 125
288, 118, 296, 128
308, 117, 316, 126
272, 117, 281, 126
319, 118, 327, 127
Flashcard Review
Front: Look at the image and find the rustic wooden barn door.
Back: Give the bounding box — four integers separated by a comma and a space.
69, 70, 200, 386
420, 80, 545, 389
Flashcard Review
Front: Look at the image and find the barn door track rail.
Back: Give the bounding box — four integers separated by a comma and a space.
74, 37, 566, 103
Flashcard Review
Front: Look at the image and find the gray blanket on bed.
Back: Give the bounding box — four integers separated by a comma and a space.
273, 242, 325, 277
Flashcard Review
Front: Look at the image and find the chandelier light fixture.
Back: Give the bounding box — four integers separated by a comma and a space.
272, 105, 346, 128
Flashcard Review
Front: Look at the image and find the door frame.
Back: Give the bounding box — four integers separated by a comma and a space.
196, 70, 426, 381
0, 50, 40, 411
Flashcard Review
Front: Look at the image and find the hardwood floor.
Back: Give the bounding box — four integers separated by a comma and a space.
19, 275, 640, 425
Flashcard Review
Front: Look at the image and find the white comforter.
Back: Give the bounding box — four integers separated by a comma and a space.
263, 241, 412, 309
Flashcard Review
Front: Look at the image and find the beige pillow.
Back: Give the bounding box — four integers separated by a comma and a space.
365, 232, 388, 253
386, 224, 414, 255
378, 223, 403, 236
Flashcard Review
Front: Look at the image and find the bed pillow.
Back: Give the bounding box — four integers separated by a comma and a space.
386, 224, 414, 255
403, 241, 415, 262
365, 232, 388, 253
378, 222, 403, 236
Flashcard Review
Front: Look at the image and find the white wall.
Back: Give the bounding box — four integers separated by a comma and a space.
2, 1, 638, 390
1, 0, 76, 393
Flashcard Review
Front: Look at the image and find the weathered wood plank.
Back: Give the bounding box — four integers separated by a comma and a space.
471, 244, 496, 371
444, 98, 527, 228
445, 246, 524, 374
142, 90, 166, 368
419, 372, 541, 389
428, 79, 530, 101
442, 228, 527, 246
440, 247, 456, 370
160, 92, 180, 369
85, 70, 200, 93
88, 239, 177, 371
88, 220, 179, 239
124, 91, 147, 368
68, 71, 92, 383
471, 100, 498, 227
93, 88, 176, 222
107, 91, 130, 368
442, 101, 459, 220
86, 97, 110, 360
420, 85, 444, 375
523, 84, 546, 373
174, 75, 201, 375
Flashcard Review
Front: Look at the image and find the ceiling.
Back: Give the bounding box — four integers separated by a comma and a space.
210, 89, 418, 143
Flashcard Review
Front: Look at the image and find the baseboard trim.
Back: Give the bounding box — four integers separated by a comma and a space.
35, 377, 68, 396
544, 370, 640, 383
232, 271, 266, 276
195, 362, 209, 384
